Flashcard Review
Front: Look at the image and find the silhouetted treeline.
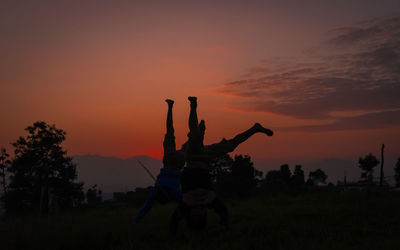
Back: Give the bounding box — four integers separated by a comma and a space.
210, 154, 262, 197
2, 122, 399, 216
261, 164, 330, 194
102, 153, 400, 206
112, 187, 152, 203
208, 154, 332, 196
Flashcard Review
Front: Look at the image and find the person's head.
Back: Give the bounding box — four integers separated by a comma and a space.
186, 205, 207, 231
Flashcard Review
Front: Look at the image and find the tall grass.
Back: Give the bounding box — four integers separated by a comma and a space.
1, 190, 400, 250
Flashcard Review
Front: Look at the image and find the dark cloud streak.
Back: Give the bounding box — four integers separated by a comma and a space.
282, 110, 400, 132
218, 15, 400, 131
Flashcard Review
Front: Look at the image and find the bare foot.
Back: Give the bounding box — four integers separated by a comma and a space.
188, 96, 197, 108
165, 99, 174, 106
254, 123, 274, 136
188, 96, 197, 103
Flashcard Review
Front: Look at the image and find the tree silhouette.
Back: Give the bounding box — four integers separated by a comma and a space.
210, 154, 234, 196
86, 184, 103, 206
261, 164, 294, 193
231, 155, 260, 197
210, 154, 234, 182
279, 164, 291, 185
395, 158, 400, 188
213, 154, 260, 197
358, 153, 379, 184
0, 148, 11, 195
291, 165, 305, 188
4, 121, 84, 214
307, 169, 327, 186
262, 170, 284, 192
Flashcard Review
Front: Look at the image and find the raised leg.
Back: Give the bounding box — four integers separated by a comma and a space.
186, 97, 205, 157
188, 96, 199, 133
230, 123, 273, 146
205, 123, 273, 157
166, 99, 174, 134
163, 99, 177, 165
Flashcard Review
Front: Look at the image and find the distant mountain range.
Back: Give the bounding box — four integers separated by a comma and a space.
73, 154, 398, 194
73, 155, 162, 193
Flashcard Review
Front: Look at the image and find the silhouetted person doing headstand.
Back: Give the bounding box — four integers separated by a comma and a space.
170, 97, 224, 233
137, 97, 274, 223
136, 99, 185, 222
170, 97, 274, 233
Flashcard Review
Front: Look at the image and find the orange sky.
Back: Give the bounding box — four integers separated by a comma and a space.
1, 1, 400, 168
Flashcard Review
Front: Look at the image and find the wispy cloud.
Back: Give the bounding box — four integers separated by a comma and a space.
217, 15, 400, 131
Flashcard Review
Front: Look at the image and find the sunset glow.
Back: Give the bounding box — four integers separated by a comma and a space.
1, 0, 400, 174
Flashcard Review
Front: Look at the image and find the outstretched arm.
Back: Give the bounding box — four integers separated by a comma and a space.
135, 188, 157, 222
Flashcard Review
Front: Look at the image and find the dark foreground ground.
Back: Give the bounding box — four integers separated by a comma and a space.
1, 190, 400, 250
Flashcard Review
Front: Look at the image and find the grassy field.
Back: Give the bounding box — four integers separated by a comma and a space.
1, 190, 400, 250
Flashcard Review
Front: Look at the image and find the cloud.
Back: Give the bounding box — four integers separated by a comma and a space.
283, 109, 400, 132
217, 15, 400, 131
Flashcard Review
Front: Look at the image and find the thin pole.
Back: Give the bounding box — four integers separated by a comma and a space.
137, 160, 157, 182
137, 160, 172, 201
380, 144, 385, 187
